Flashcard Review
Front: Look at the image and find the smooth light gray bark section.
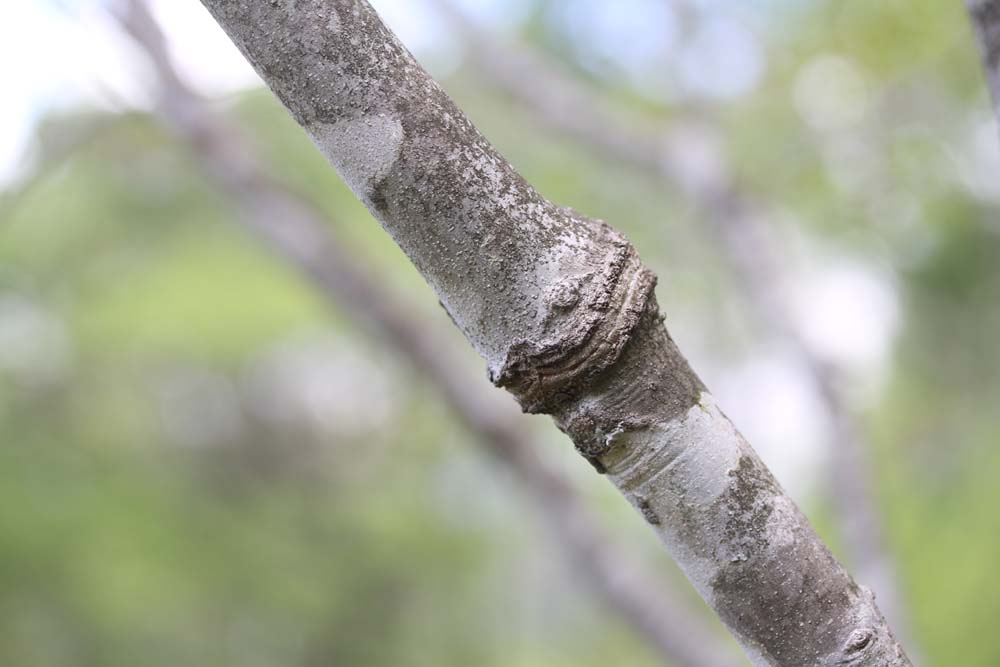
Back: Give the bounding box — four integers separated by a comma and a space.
969, 0, 1000, 120
197, 1, 911, 664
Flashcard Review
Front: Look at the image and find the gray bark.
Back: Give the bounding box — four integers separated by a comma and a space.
113, 2, 737, 663
196, 1, 911, 664
969, 0, 1000, 121
427, 2, 911, 641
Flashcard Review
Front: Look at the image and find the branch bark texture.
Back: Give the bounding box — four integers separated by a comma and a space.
196, 1, 911, 664
430, 2, 911, 639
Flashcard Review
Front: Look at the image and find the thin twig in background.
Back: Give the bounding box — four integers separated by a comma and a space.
429, 0, 911, 641
111, 2, 737, 664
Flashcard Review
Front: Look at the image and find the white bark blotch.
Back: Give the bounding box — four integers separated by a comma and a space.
605, 394, 743, 589
311, 114, 404, 206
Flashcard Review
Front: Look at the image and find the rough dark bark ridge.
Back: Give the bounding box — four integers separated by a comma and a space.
197, 1, 911, 664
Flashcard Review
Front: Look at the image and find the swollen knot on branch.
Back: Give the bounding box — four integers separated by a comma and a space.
493, 226, 656, 415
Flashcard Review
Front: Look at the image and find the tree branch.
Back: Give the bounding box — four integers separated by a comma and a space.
431, 0, 912, 641
969, 0, 1000, 124
191, 1, 910, 664
111, 2, 736, 664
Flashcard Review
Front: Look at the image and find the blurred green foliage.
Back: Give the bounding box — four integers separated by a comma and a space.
0, 100, 670, 667
1, 0, 999, 665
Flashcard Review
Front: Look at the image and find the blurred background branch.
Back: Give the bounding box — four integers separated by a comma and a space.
967, 0, 1000, 126
966, 0, 1000, 121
